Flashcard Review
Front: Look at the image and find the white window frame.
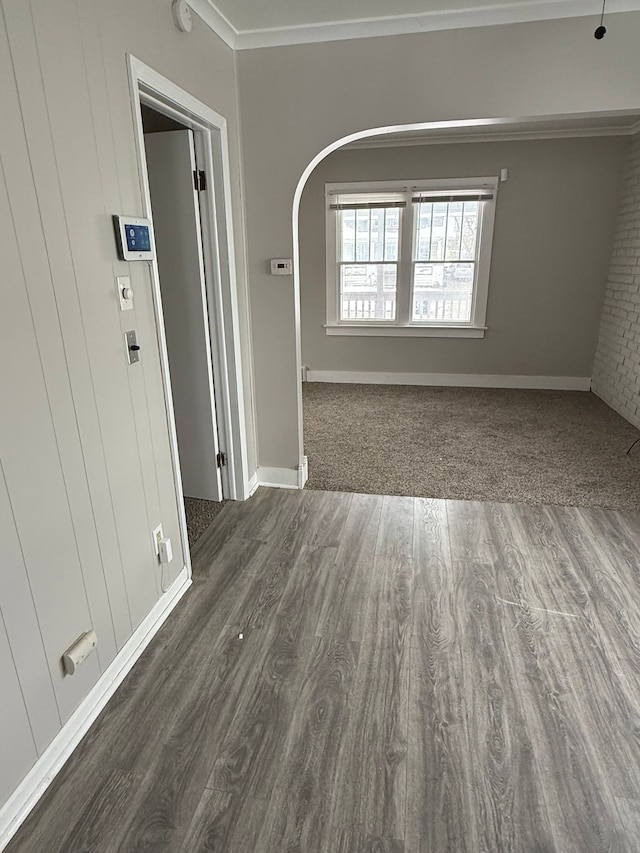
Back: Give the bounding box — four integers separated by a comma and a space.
325, 177, 498, 337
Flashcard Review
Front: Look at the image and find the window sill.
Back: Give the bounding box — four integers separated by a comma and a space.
324, 324, 487, 338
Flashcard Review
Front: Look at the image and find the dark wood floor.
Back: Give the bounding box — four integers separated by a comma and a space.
7, 488, 640, 852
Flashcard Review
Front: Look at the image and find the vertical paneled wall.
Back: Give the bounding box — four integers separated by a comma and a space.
0, 0, 247, 812
592, 133, 640, 426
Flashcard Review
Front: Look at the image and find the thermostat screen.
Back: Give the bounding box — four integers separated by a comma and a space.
125, 224, 151, 252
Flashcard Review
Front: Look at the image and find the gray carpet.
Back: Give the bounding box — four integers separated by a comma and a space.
184, 497, 227, 547
303, 383, 640, 510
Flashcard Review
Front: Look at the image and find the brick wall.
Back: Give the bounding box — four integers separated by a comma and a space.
592, 133, 640, 429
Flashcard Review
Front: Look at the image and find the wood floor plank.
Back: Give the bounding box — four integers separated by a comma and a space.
322, 495, 413, 846
8, 489, 640, 852
207, 544, 339, 797
335, 833, 405, 853
445, 497, 498, 563
481, 502, 639, 849
5, 769, 140, 853
314, 492, 384, 642
178, 789, 270, 853
407, 499, 482, 853
190, 486, 302, 579
249, 637, 359, 852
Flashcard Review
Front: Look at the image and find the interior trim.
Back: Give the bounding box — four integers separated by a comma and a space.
192, 0, 640, 50
306, 370, 592, 390
0, 569, 191, 852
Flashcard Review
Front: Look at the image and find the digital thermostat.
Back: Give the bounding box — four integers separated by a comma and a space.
270, 258, 292, 275
113, 215, 155, 261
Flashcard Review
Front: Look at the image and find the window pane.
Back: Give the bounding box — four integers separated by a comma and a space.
355, 210, 370, 261
430, 203, 448, 260
445, 202, 463, 260
371, 210, 384, 261
461, 202, 479, 259
412, 262, 474, 322
341, 210, 355, 262
414, 203, 432, 262
340, 263, 397, 320
385, 209, 399, 261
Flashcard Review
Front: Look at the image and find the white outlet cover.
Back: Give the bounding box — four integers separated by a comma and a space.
152, 524, 164, 555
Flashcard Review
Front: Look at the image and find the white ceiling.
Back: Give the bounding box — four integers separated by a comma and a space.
190, 0, 640, 49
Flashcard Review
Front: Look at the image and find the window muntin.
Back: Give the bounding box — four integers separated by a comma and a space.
326, 179, 497, 335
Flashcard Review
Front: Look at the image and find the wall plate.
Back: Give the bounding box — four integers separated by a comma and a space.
116, 276, 134, 311
125, 330, 140, 365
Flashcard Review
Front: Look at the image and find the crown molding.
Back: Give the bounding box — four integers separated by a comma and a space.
189, 0, 237, 48
344, 124, 640, 149
191, 0, 640, 50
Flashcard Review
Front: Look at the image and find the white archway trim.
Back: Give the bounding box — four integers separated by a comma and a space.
291, 110, 635, 464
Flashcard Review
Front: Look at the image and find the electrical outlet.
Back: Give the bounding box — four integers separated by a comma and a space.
152, 524, 164, 556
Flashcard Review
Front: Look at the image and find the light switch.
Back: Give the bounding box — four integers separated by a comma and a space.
125, 330, 140, 365
116, 276, 134, 310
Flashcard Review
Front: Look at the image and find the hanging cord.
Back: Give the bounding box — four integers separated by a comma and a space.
626, 437, 640, 455
594, 0, 607, 39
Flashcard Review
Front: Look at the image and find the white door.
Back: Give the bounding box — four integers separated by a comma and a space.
144, 129, 223, 501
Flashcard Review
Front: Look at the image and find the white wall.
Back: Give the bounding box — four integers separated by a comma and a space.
299, 137, 628, 379
0, 0, 253, 815
592, 133, 640, 426
237, 11, 640, 471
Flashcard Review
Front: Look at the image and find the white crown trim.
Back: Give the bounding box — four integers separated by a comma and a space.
345, 125, 640, 149
193, 0, 640, 50
189, 0, 237, 47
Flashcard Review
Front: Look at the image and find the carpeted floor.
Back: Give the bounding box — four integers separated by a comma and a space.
184, 497, 227, 547
303, 383, 640, 510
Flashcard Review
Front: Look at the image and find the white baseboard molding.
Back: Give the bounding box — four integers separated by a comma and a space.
0, 568, 192, 852
246, 471, 259, 497
257, 461, 307, 490
306, 370, 591, 391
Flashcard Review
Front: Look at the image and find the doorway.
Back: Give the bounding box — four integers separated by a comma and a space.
128, 56, 251, 561
141, 106, 224, 542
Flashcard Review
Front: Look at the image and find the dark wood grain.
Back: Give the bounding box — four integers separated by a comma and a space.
7, 488, 640, 852
314, 491, 384, 642
251, 637, 359, 852
322, 495, 413, 848
177, 790, 270, 852
407, 499, 483, 853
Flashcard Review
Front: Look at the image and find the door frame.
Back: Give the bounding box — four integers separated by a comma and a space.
126, 56, 251, 548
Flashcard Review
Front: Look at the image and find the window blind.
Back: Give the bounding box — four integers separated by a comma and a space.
329, 191, 406, 211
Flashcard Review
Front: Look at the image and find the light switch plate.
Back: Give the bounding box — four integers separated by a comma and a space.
116, 276, 133, 311
125, 330, 140, 365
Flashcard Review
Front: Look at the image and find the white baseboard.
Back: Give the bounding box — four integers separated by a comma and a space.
246, 471, 259, 497
0, 568, 192, 852
257, 464, 306, 489
298, 456, 308, 489
306, 370, 591, 391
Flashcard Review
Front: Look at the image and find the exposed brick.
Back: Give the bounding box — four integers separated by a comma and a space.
593, 136, 640, 432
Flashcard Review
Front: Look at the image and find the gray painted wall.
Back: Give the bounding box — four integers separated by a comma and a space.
0, 0, 254, 813
238, 11, 640, 472
299, 137, 628, 377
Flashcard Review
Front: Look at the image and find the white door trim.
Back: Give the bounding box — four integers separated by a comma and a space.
126, 56, 251, 535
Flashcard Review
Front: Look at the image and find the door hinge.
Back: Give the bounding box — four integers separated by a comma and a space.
216, 450, 226, 468
193, 169, 207, 192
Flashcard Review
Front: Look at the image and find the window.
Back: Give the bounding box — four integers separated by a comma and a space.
325, 178, 498, 337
